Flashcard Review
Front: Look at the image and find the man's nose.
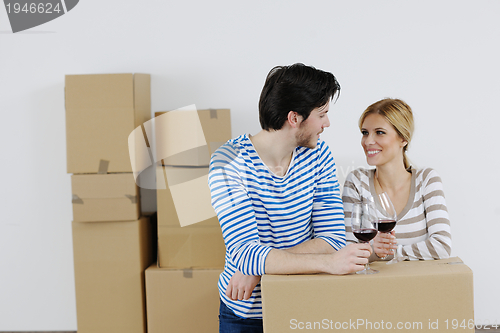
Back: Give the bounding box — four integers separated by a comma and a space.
323, 114, 330, 128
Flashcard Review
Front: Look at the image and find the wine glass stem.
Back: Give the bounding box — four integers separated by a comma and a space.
363, 241, 370, 270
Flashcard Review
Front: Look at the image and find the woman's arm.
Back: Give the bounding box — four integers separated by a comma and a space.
400, 169, 452, 260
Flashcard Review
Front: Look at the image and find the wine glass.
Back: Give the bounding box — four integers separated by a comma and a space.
351, 202, 379, 274
374, 192, 401, 264
375, 192, 397, 233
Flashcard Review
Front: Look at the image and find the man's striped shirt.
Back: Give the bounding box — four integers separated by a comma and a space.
208, 134, 345, 318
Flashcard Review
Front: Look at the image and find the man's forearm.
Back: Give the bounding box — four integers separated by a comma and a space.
284, 238, 336, 254
264, 248, 329, 275
264, 243, 373, 276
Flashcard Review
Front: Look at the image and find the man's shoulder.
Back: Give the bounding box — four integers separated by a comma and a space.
210, 134, 249, 166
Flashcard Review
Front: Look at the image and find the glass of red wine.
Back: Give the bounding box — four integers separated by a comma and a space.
351, 202, 379, 274
374, 192, 398, 262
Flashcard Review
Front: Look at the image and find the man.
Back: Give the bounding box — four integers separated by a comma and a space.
208, 63, 372, 333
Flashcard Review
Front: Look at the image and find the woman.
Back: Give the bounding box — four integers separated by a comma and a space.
342, 98, 451, 261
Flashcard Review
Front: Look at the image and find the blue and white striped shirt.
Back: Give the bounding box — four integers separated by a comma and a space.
208, 134, 346, 318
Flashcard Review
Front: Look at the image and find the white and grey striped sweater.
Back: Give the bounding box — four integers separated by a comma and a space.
342, 168, 452, 260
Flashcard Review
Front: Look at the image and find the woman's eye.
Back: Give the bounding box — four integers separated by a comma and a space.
376, 131, 385, 135
361, 130, 368, 135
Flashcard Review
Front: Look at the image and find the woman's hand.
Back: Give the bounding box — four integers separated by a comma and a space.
372, 230, 397, 259
226, 270, 261, 301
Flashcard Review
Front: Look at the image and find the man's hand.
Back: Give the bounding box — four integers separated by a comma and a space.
226, 270, 261, 301
326, 243, 372, 275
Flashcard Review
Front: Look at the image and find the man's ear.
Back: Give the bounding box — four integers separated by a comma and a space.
287, 111, 301, 129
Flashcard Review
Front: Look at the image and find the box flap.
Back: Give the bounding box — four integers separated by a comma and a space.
65, 74, 135, 109
154, 109, 231, 167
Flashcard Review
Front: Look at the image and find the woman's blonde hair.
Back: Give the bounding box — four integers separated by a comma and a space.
358, 98, 414, 169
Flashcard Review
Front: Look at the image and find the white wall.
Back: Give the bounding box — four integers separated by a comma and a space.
1, 0, 498, 330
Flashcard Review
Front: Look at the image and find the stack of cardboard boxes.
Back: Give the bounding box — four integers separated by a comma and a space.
66, 73, 233, 332
66, 74, 153, 333
145, 108, 231, 333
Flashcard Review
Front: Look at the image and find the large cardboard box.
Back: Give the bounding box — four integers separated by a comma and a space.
261, 257, 474, 333
72, 218, 153, 333
71, 173, 140, 222
145, 265, 221, 333
156, 164, 225, 268
65, 73, 151, 174
154, 108, 231, 166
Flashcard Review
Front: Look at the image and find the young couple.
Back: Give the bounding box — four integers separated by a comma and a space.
208, 63, 452, 333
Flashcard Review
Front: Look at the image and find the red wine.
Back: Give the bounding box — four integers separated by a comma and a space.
375, 219, 396, 233
353, 228, 378, 242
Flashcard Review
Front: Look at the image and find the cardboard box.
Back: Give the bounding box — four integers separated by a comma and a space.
261, 257, 474, 333
71, 173, 140, 222
157, 224, 225, 269
156, 164, 218, 227
145, 265, 221, 333
65, 73, 151, 174
72, 218, 153, 333
156, 164, 226, 268
154, 108, 231, 166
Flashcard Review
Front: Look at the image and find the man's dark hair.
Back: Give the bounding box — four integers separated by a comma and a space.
258, 63, 341, 131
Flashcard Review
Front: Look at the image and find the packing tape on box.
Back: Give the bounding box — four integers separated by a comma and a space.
125, 194, 138, 204
209, 108, 218, 119
72, 195, 84, 204
98, 160, 109, 174
183, 269, 193, 278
